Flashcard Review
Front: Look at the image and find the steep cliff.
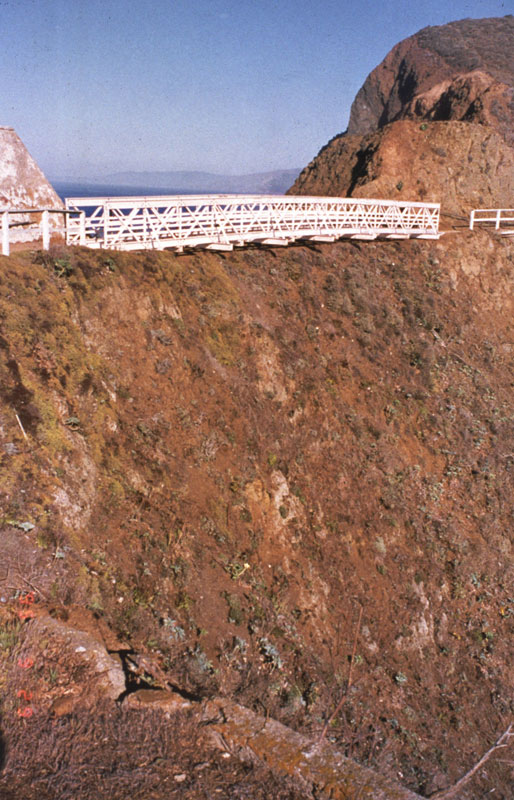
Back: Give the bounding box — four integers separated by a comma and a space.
0, 233, 513, 798
290, 16, 514, 212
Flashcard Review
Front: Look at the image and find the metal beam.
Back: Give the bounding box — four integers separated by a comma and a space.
2, 212, 9, 256
256, 238, 290, 246
304, 235, 336, 242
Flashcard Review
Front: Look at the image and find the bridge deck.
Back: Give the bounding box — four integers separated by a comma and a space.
64, 194, 440, 251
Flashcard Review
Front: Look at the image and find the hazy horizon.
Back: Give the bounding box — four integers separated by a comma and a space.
2, 1, 510, 179
49, 166, 303, 183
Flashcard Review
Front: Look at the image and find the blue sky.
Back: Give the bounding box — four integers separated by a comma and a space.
1, 0, 511, 177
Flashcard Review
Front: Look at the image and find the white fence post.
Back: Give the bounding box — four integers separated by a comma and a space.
42, 210, 50, 250
2, 211, 9, 256
103, 206, 109, 249
79, 211, 86, 246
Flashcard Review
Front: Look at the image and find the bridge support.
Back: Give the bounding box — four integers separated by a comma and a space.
256, 238, 290, 246
305, 235, 337, 242
203, 243, 234, 251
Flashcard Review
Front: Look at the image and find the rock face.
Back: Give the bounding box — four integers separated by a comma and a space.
347, 16, 514, 143
21, 616, 127, 710
291, 120, 514, 217
290, 16, 514, 214
203, 698, 424, 800
402, 70, 514, 147
0, 126, 63, 243
0, 127, 62, 209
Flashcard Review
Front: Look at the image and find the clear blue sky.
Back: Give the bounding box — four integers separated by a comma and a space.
1, 0, 511, 178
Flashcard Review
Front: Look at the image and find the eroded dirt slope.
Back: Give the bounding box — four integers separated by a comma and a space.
0, 234, 513, 797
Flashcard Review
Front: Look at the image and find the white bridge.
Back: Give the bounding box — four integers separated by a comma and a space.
64, 195, 440, 251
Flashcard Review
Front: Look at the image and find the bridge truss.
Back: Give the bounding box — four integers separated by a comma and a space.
65, 195, 440, 251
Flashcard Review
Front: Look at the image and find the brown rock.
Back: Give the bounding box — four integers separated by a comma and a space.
347, 16, 514, 141
26, 616, 126, 704
122, 688, 192, 712
290, 16, 514, 212
203, 697, 423, 800
290, 120, 514, 217
403, 71, 514, 147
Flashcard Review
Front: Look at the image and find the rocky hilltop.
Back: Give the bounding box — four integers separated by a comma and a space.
290, 16, 514, 215
347, 16, 514, 143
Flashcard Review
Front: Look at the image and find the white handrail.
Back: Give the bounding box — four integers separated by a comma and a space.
64, 194, 441, 251
1, 208, 81, 256
470, 208, 514, 230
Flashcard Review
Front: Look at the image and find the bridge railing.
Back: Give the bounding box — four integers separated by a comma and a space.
470, 208, 514, 231
65, 195, 440, 250
1, 208, 80, 256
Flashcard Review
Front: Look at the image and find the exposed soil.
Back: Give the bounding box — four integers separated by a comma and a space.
0, 233, 513, 798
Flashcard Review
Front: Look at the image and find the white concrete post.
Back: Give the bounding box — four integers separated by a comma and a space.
42, 210, 50, 250
496, 209, 501, 230
2, 211, 9, 256
469, 210, 475, 230
79, 211, 86, 245
103, 206, 109, 248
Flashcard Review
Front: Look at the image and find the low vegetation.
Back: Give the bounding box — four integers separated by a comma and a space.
0, 232, 513, 798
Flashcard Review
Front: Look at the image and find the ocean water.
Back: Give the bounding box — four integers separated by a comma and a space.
53, 182, 201, 201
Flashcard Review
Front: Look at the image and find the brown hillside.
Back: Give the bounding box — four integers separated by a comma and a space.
0, 235, 513, 798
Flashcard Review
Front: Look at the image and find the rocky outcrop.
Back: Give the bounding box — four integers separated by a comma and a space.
0, 127, 62, 209
403, 70, 514, 148
19, 615, 126, 712
290, 120, 514, 216
0, 126, 63, 244
204, 698, 424, 800
289, 16, 514, 214
347, 16, 514, 142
